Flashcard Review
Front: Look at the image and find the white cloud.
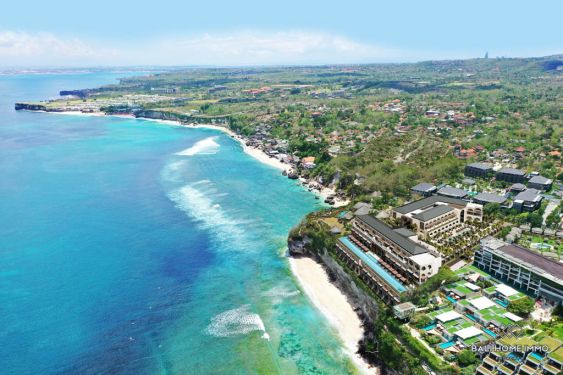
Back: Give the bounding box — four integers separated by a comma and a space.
0, 31, 116, 66
0, 29, 559, 67
150, 31, 401, 65
0, 30, 406, 66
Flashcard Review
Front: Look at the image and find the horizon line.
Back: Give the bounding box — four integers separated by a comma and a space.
1, 53, 562, 71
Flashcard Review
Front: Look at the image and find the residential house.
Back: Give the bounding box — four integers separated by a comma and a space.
528, 175, 553, 191
495, 168, 526, 183
465, 162, 494, 178
512, 189, 543, 212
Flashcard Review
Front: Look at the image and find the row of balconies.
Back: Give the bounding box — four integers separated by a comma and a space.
427, 219, 462, 237
350, 227, 423, 283
478, 352, 562, 375
335, 241, 401, 303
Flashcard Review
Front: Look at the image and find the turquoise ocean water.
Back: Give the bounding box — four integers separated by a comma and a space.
0, 72, 357, 374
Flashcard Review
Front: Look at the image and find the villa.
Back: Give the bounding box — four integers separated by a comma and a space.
528, 175, 553, 191
411, 182, 437, 197
473, 192, 508, 206
495, 168, 526, 183
465, 162, 494, 178
437, 186, 468, 199
512, 189, 543, 212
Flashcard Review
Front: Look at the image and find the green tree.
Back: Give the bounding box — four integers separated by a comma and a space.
457, 349, 478, 367
411, 314, 433, 329
527, 212, 543, 228
484, 203, 501, 218
546, 205, 562, 229
508, 297, 535, 316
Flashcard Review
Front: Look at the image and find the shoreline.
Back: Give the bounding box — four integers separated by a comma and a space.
43, 110, 349, 207
289, 256, 379, 375
40, 109, 364, 371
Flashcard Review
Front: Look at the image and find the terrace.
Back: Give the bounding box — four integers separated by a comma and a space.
546, 347, 563, 373
443, 280, 481, 301
347, 235, 410, 285
338, 236, 408, 293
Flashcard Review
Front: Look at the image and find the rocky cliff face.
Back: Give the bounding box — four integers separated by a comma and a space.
289, 237, 380, 323
14, 103, 47, 111
59, 89, 91, 98
288, 236, 383, 369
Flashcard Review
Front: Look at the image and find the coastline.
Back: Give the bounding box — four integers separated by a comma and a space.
44, 110, 349, 207
41, 109, 364, 371
289, 256, 379, 375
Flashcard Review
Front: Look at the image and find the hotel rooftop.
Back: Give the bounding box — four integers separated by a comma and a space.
356, 215, 428, 255
394, 195, 468, 215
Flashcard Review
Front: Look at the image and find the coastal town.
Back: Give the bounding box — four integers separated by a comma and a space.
15, 56, 562, 375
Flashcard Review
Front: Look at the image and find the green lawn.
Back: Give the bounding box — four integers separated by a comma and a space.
519, 234, 563, 255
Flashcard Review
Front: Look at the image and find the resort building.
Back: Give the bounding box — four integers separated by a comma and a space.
528, 175, 553, 191
465, 162, 493, 178
437, 186, 468, 199
495, 168, 526, 183
392, 196, 483, 238
301, 156, 316, 169
475, 237, 563, 303
476, 336, 563, 375
545, 347, 563, 374
393, 302, 416, 320
410, 182, 437, 197
335, 215, 442, 303
509, 183, 527, 193
512, 188, 543, 212
425, 307, 490, 351
473, 192, 507, 206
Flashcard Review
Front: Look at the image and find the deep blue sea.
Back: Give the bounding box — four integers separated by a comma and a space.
0, 72, 357, 374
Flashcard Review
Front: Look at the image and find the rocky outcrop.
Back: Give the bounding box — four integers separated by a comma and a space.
59, 89, 91, 98
14, 103, 47, 111
133, 109, 188, 122
132, 110, 230, 125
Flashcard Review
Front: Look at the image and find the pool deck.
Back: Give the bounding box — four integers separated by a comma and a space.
339, 236, 408, 293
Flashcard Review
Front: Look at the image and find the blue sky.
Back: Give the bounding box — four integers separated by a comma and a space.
0, 0, 561, 66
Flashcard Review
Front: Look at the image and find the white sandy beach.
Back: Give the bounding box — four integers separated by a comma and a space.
290, 256, 379, 375
186, 124, 292, 172
48, 111, 351, 205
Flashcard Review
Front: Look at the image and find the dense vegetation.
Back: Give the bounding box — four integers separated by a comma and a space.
40, 55, 562, 203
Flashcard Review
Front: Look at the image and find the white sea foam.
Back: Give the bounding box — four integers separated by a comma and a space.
205, 305, 267, 339
263, 285, 301, 304
168, 183, 252, 249
191, 179, 211, 186
161, 160, 187, 183
176, 136, 220, 156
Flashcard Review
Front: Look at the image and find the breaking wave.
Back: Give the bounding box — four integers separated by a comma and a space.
167, 181, 254, 249
263, 285, 301, 305
263, 285, 301, 298
205, 305, 268, 340
176, 136, 220, 156
161, 160, 187, 183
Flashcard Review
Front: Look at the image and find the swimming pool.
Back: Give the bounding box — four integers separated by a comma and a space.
483, 328, 497, 338
530, 352, 543, 360
339, 236, 408, 293
439, 341, 456, 349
